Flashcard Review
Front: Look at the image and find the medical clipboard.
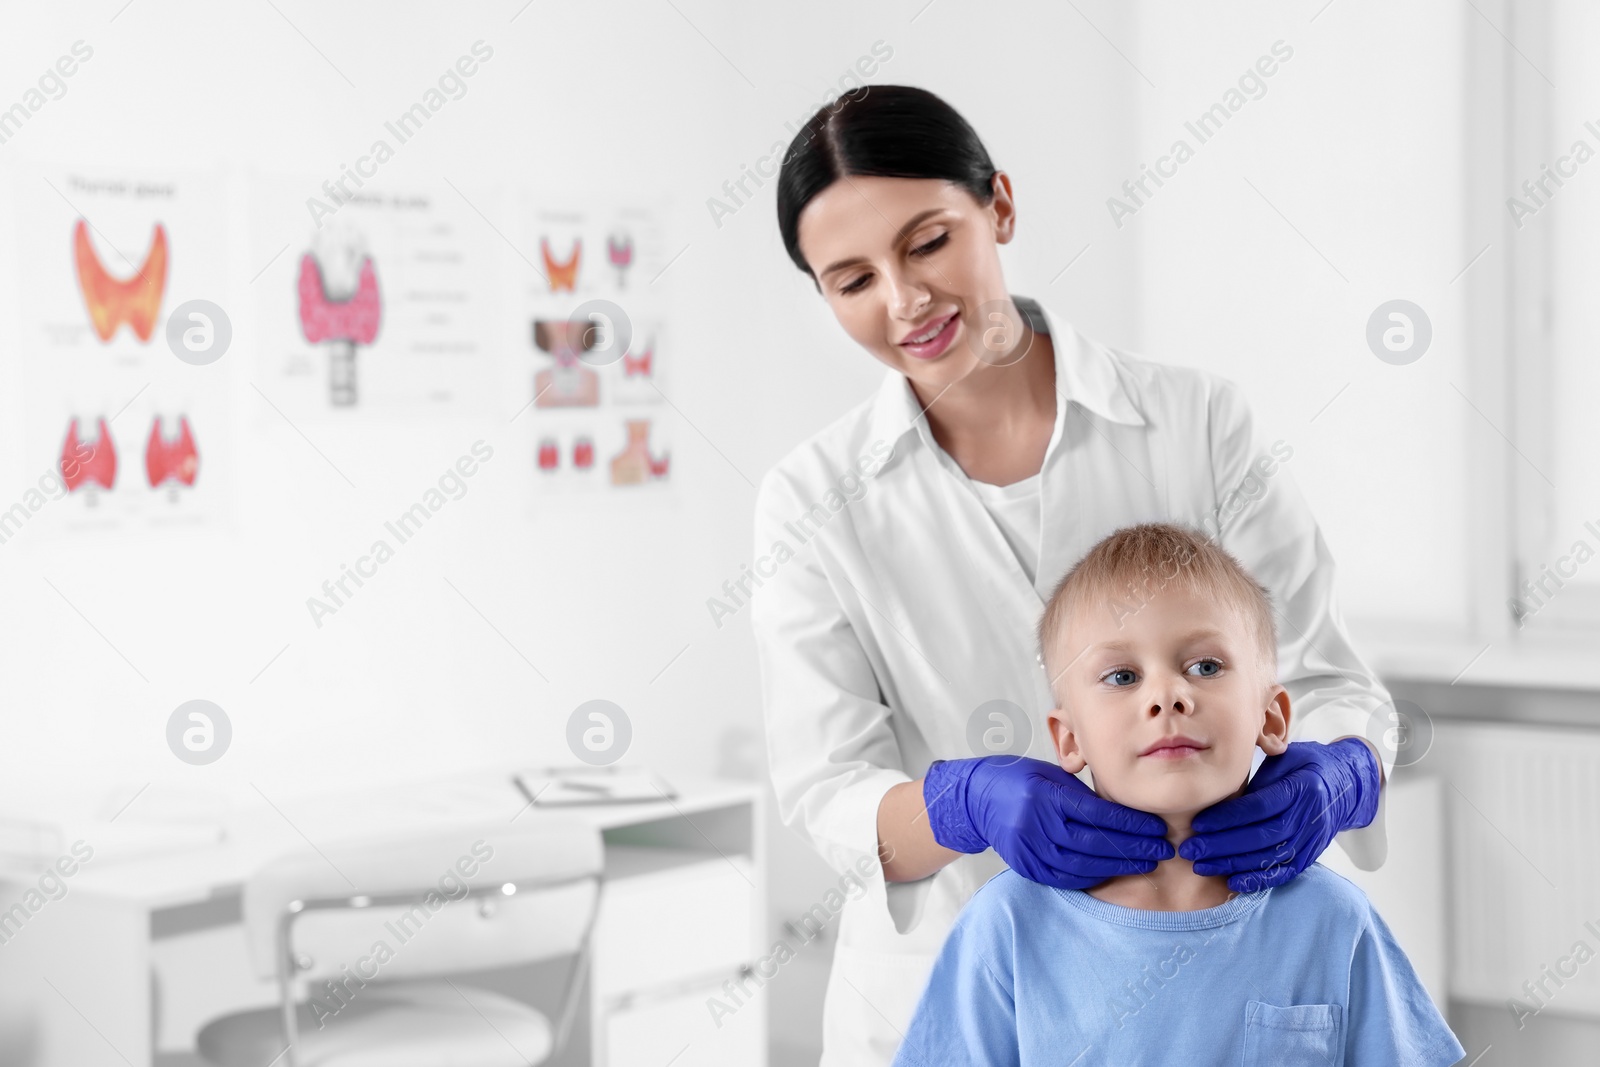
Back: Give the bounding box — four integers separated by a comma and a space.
513, 765, 677, 807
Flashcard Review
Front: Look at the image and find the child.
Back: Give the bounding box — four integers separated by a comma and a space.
891, 522, 1465, 1066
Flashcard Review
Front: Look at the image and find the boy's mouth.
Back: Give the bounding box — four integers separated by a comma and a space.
1139, 735, 1208, 759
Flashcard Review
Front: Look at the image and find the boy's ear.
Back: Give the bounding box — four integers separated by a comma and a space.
1256, 684, 1291, 756
1047, 708, 1087, 774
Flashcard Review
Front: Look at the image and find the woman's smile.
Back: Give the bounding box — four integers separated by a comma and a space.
897, 311, 960, 360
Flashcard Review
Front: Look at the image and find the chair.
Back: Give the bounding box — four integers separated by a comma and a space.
195, 817, 603, 1067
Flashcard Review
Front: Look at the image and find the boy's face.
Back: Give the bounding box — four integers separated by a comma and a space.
1045, 585, 1290, 819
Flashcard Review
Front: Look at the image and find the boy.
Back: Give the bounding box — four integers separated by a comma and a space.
891, 522, 1465, 1066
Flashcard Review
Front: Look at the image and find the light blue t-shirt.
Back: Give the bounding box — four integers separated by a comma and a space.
890, 863, 1465, 1067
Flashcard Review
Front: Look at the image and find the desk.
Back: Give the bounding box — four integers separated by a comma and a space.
0, 770, 768, 1067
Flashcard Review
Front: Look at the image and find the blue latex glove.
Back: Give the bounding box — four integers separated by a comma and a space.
924, 756, 1174, 889
1179, 738, 1381, 893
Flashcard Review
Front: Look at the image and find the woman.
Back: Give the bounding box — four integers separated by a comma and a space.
751, 85, 1392, 1067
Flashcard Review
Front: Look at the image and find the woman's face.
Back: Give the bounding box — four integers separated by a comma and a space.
795, 173, 1022, 394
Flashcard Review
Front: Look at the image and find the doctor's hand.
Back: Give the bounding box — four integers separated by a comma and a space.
1178, 737, 1381, 893
923, 756, 1174, 890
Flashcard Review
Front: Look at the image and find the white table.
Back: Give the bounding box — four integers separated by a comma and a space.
0, 770, 768, 1067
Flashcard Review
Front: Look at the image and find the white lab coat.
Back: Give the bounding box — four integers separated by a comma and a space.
749, 294, 1396, 1067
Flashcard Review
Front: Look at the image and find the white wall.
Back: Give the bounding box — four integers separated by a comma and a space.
1133, 0, 1474, 642
0, 0, 1137, 912
0, 2, 1139, 1061
0, 0, 780, 810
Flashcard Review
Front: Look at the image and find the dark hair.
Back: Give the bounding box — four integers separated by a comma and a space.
775, 85, 999, 286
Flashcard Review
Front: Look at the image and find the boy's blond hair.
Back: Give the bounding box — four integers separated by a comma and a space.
1037, 522, 1278, 703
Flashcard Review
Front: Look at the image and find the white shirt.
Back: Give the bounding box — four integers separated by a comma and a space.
967, 470, 1042, 587
749, 294, 1395, 1067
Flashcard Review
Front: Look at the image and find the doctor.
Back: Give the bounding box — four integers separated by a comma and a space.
751, 85, 1394, 1066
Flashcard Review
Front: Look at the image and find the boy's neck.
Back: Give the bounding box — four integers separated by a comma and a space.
1084, 810, 1238, 912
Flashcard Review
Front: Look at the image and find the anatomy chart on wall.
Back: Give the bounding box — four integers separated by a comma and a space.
517, 196, 674, 498
7, 165, 232, 534
251, 175, 500, 421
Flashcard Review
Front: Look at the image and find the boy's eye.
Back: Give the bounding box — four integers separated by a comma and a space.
1104, 659, 1222, 686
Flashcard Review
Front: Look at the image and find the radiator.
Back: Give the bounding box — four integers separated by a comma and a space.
1436, 722, 1600, 1019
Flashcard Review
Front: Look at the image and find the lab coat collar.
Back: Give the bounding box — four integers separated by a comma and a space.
863, 294, 1145, 480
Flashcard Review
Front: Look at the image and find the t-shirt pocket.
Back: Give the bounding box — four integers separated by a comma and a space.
1241, 1000, 1343, 1066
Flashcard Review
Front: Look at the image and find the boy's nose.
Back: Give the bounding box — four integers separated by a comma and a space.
1145, 670, 1196, 716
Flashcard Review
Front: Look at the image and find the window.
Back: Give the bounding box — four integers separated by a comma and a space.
1507, 0, 1600, 637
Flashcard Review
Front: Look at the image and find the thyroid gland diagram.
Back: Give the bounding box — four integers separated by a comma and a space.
531, 317, 599, 408
607, 231, 632, 289
623, 336, 653, 377
61, 417, 117, 492
73, 219, 169, 343
297, 248, 381, 407
541, 236, 580, 292
609, 418, 669, 486
145, 415, 199, 488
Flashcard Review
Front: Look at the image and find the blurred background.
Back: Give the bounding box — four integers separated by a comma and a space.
0, 0, 1595, 1064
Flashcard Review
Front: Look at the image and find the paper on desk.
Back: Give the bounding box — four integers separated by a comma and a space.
514, 766, 676, 806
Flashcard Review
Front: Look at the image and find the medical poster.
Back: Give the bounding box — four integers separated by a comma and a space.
6, 164, 232, 535
517, 196, 675, 498
250, 174, 501, 421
